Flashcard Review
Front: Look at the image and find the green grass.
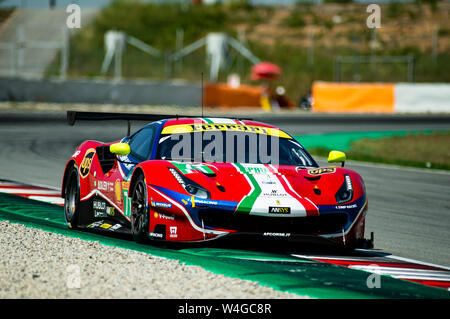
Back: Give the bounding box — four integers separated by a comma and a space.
308, 132, 450, 170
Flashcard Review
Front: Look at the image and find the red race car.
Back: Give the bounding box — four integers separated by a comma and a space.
62, 111, 372, 249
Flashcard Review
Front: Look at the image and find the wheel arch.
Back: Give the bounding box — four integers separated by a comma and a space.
61, 160, 77, 198
128, 166, 146, 198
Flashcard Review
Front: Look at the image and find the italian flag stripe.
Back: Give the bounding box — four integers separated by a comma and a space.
267, 165, 319, 216
234, 163, 261, 214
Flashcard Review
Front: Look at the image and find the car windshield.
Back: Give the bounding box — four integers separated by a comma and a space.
155, 131, 318, 167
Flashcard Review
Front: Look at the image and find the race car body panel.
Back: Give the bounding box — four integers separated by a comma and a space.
62, 115, 370, 248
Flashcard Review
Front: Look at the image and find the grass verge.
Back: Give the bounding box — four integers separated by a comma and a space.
308, 131, 450, 170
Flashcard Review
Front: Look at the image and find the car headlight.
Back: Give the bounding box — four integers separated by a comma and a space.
335, 174, 353, 204
169, 167, 210, 199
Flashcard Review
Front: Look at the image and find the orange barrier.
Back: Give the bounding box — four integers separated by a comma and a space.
312, 82, 395, 113
204, 83, 263, 108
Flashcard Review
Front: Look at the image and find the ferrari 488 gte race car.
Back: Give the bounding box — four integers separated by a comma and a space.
62, 111, 372, 249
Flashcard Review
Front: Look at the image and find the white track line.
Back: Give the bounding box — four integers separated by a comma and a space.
347, 265, 450, 278
292, 253, 450, 272
0, 188, 60, 195
27, 196, 65, 205
383, 254, 450, 271
0, 179, 60, 191
290, 254, 375, 262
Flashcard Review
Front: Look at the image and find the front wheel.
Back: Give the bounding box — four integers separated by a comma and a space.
130, 175, 149, 243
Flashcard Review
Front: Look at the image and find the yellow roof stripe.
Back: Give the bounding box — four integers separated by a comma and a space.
161, 123, 291, 138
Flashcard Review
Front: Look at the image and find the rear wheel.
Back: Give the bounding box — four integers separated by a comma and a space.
131, 175, 149, 243
64, 166, 80, 229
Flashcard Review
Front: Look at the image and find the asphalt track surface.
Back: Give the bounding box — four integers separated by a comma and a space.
0, 111, 449, 267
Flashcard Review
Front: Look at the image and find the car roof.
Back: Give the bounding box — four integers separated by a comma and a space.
162, 117, 278, 129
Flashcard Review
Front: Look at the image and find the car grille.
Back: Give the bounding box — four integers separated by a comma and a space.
198, 210, 348, 234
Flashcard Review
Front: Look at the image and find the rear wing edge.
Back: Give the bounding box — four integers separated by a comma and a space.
67, 110, 252, 126
67, 110, 253, 136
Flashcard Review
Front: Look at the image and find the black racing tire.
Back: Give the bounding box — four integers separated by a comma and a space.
64, 165, 81, 229
130, 175, 149, 244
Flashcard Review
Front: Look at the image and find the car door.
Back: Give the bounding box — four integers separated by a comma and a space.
95, 124, 157, 219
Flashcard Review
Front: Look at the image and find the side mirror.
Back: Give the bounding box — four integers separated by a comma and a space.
328, 150, 346, 167
110, 142, 130, 156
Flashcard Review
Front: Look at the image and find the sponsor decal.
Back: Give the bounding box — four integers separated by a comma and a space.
161, 123, 291, 138
192, 198, 218, 206
87, 221, 121, 231
123, 189, 131, 217
241, 165, 270, 175
307, 167, 336, 176
88, 221, 109, 229
169, 226, 178, 238
99, 206, 115, 217
262, 189, 288, 197
149, 232, 164, 239
106, 206, 115, 216
151, 201, 172, 209
171, 162, 214, 175
268, 206, 291, 214
109, 224, 122, 231
336, 203, 357, 209
97, 180, 114, 192
79, 149, 95, 178
115, 180, 122, 203
72, 150, 81, 158
93, 199, 108, 218
100, 223, 112, 229
93, 200, 106, 210
154, 212, 175, 220
121, 180, 130, 206
263, 232, 291, 237
87, 221, 103, 228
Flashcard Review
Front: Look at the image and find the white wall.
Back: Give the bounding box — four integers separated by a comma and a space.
395, 83, 450, 113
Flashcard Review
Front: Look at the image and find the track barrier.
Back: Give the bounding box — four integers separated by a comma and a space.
312, 82, 450, 113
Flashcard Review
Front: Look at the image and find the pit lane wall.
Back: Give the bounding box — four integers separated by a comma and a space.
0, 77, 292, 110
312, 82, 450, 113
0, 77, 201, 107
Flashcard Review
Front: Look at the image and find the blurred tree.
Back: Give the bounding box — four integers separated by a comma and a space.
421, 0, 440, 12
